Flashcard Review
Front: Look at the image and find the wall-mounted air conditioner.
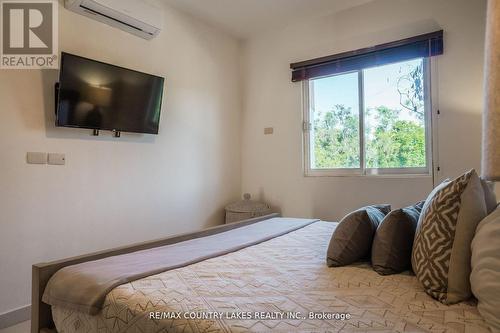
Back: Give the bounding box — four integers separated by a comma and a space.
65, 0, 163, 40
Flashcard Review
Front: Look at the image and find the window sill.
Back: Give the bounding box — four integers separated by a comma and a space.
304, 171, 433, 178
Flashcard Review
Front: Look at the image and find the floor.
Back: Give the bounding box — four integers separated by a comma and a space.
0, 321, 30, 333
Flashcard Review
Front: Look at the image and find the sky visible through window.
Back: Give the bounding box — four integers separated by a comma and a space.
312, 59, 422, 120
310, 58, 426, 170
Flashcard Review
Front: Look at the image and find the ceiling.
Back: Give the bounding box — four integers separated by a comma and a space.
161, 0, 374, 39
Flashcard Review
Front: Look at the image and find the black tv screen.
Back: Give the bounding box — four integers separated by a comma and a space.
56, 52, 164, 134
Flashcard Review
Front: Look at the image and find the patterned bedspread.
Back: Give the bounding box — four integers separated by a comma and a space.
52, 221, 488, 333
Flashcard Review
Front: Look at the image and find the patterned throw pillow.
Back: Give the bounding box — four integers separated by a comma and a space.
412, 169, 487, 304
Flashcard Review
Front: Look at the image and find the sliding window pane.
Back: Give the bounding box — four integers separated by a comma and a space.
363, 59, 426, 169
310, 72, 360, 169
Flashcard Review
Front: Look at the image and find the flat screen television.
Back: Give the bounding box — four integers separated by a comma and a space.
56, 52, 165, 135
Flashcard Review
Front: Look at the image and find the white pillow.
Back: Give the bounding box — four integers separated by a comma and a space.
471, 205, 500, 332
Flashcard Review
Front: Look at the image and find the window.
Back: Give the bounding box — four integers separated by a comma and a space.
303, 58, 432, 176
292, 31, 442, 176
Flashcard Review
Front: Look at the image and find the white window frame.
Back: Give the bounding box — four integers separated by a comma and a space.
303, 57, 435, 178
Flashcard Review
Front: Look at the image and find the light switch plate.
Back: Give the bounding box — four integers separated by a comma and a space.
27, 152, 47, 164
264, 127, 274, 135
48, 153, 66, 165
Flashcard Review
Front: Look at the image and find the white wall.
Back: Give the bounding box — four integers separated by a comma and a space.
0, 2, 242, 314
241, 0, 487, 221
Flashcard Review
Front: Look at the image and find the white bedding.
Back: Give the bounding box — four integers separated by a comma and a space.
52, 221, 488, 332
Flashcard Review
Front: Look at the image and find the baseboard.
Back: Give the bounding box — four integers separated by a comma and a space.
0, 305, 31, 329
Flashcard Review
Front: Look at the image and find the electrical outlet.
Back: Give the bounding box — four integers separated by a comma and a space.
48, 153, 66, 165
27, 152, 47, 164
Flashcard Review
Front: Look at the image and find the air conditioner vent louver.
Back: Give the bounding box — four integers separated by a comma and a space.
79, 5, 152, 35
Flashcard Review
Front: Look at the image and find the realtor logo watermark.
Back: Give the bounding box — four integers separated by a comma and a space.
1, 0, 58, 69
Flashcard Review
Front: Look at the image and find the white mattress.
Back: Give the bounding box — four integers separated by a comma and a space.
52, 221, 488, 332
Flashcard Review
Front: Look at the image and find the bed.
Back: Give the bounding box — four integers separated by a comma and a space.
32, 214, 488, 333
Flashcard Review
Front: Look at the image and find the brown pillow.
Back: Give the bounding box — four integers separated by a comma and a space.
372, 201, 424, 275
327, 205, 390, 267
412, 169, 487, 304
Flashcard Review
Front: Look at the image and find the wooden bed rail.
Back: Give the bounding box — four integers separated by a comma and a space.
31, 213, 280, 333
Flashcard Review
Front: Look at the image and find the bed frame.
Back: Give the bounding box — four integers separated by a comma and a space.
31, 213, 280, 333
